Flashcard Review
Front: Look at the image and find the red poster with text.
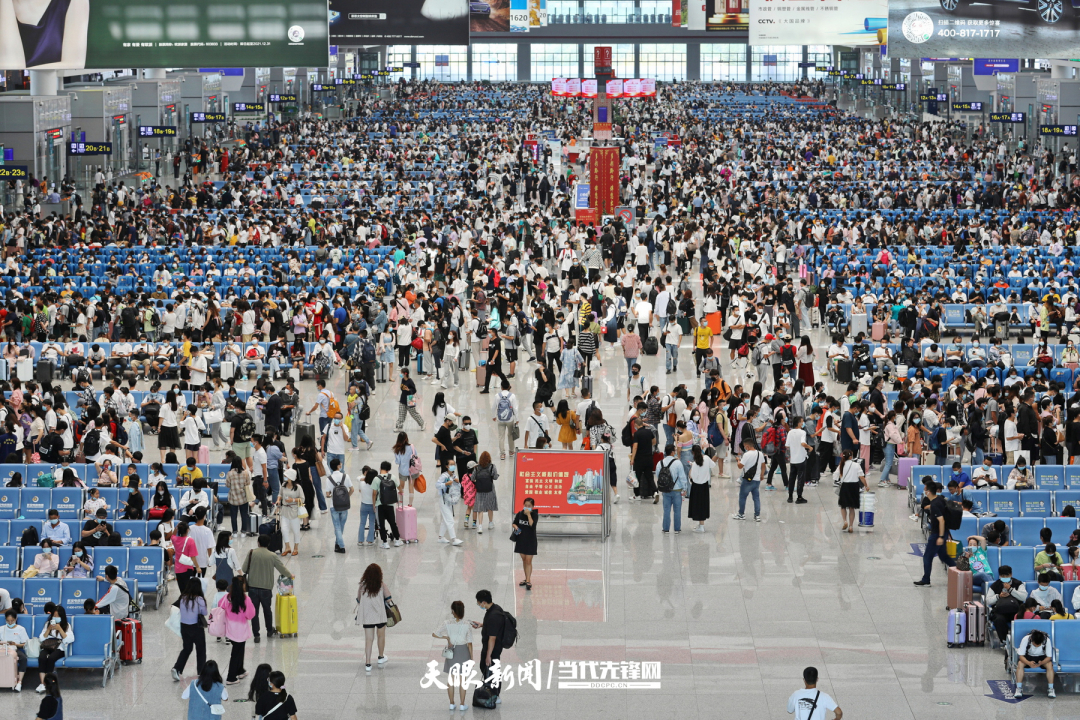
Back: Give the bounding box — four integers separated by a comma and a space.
588, 146, 620, 217
514, 451, 606, 516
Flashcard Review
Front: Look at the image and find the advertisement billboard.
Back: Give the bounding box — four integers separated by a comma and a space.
889, 2, 1080, 57
566, 78, 581, 96
623, 78, 642, 97
974, 58, 1020, 75
589, 147, 620, 216
606, 79, 624, 98
551, 78, 655, 98
0, 0, 328, 69
705, 0, 747, 31
581, 79, 597, 98
552, 78, 568, 96
751, 0, 887, 46
330, 0, 469, 43
471, 0, 510, 30
513, 451, 606, 516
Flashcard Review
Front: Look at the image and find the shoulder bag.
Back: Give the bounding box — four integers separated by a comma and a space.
384, 595, 402, 628
257, 698, 285, 720
194, 684, 226, 716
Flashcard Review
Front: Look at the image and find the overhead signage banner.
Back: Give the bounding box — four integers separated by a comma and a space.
751, 0, 887, 45
974, 58, 1020, 75
589, 146, 620, 217
889, 3, 1080, 58
330, 0, 469, 43
513, 451, 606, 516
0, 0, 328, 69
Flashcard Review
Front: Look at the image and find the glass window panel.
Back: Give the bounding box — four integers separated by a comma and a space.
701, 43, 746, 82
416, 45, 468, 81
639, 43, 686, 81
583, 43, 634, 78
751, 44, 800, 82
472, 43, 517, 82
531, 43, 579, 81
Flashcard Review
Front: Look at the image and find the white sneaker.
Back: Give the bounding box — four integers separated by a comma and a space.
494, 696, 501, 705
393, 540, 404, 547
377, 655, 389, 665
35, 684, 45, 693
1049, 687, 1057, 699
451, 703, 458, 710
614, 494, 619, 504
452, 539, 463, 546
381, 542, 390, 549
464, 517, 470, 528
365, 664, 372, 674
694, 526, 706, 533
488, 521, 494, 529
731, 513, 744, 520
477, 525, 483, 534
171, 667, 180, 682
458, 704, 467, 710
13, 683, 20, 692
438, 536, 449, 543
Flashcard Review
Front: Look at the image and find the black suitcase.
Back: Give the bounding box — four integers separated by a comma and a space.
258, 520, 283, 552
643, 337, 659, 356
581, 375, 593, 395
472, 686, 497, 709
836, 359, 853, 383
36, 359, 55, 383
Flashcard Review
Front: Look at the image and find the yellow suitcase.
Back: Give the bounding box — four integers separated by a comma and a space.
275, 593, 298, 637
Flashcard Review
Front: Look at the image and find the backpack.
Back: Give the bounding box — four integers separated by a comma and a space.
329, 471, 351, 511
496, 392, 514, 422
928, 426, 944, 452
500, 609, 518, 648
666, 295, 676, 316
621, 418, 635, 447
82, 428, 101, 457
762, 425, 780, 457
780, 344, 796, 369
149, 310, 161, 328
21, 525, 39, 547
75, 367, 92, 385
656, 458, 676, 493
473, 465, 494, 494
360, 339, 376, 364
314, 352, 332, 376
323, 391, 341, 420
237, 414, 256, 442
379, 474, 399, 505
944, 498, 963, 531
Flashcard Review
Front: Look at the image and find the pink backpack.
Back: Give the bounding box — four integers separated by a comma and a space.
207, 606, 227, 638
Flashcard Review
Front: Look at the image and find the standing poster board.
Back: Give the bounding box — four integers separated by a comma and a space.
512, 450, 610, 539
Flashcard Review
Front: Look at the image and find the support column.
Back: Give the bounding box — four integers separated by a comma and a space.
29, 70, 57, 96
746, 45, 753, 83
686, 43, 700, 81
142, 69, 166, 80
578, 44, 585, 80
1051, 63, 1073, 79
518, 42, 531, 82
411, 46, 418, 80
467, 45, 473, 82
633, 44, 640, 79
802, 46, 809, 80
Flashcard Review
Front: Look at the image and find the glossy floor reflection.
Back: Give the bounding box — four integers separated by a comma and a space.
7, 327, 1080, 719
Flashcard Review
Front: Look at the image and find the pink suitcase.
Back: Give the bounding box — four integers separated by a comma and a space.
396, 505, 418, 543
897, 457, 917, 488
0, 645, 17, 688
872, 321, 886, 341
198, 445, 210, 464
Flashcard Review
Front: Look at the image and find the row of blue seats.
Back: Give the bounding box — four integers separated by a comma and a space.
4, 614, 119, 685
956, 516, 1080, 548
0, 545, 162, 596
962, 548, 1079, 585
1008, 620, 1080, 679
913, 465, 1080, 495
841, 358, 1059, 390
0, 515, 183, 548
0, 469, 234, 506
913, 486, 1077, 519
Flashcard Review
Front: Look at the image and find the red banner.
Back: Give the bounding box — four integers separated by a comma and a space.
593, 46, 611, 75
589, 146, 620, 217
514, 451, 606, 516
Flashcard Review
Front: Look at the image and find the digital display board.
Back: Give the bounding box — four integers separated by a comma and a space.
190, 112, 226, 123
138, 126, 177, 137
990, 112, 1025, 123
233, 103, 265, 112
69, 142, 113, 155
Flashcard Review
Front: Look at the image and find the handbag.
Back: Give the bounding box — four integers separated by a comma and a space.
194, 685, 226, 716
384, 596, 402, 628
40, 637, 61, 652
25, 638, 41, 658
245, 482, 257, 504
203, 409, 224, 425
510, 423, 520, 441
297, 504, 309, 520
442, 646, 456, 660
413, 474, 427, 494
164, 606, 183, 637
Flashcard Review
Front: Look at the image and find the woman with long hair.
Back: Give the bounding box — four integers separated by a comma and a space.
289, 447, 315, 532
512, 497, 538, 589
470, 451, 499, 532
157, 390, 181, 463
687, 445, 715, 532
172, 576, 208, 681
278, 469, 304, 556
182, 659, 227, 717
246, 662, 273, 708
392, 432, 419, 507
35, 605, 72, 691
216, 576, 255, 684
211, 530, 242, 587
797, 335, 816, 387
441, 330, 461, 389
356, 563, 391, 674
837, 449, 868, 533
34, 672, 62, 720
172, 521, 201, 590
554, 399, 579, 450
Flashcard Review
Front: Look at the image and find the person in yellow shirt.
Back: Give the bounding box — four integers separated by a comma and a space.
693, 319, 712, 376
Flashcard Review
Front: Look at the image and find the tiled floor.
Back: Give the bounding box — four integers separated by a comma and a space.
8, 323, 1080, 719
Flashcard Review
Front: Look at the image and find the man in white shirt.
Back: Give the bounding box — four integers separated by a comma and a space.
188, 507, 216, 571
322, 410, 350, 472
108, 341, 132, 378
324, 457, 354, 553
491, 381, 519, 458
733, 438, 765, 521
786, 417, 813, 504
523, 402, 550, 450
188, 345, 209, 387
634, 293, 653, 341
871, 341, 895, 376
240, 340, 265, 379
788, 667, 841, 720
826, 340, 849, 380
130, 337, 153, 379
1014, 628, 1055, 698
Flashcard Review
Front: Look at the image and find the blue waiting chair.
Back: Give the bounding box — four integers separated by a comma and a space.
1021, 491, 1053, 517
128, 546, 166, 608
1011, 518, 1046, 547
1000, 547, 1036, 582
61, 578, 99, 615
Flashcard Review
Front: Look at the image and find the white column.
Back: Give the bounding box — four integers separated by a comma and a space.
29, 70, 57, 96
1051, 63, 1073, 80
143, 69, 167, 79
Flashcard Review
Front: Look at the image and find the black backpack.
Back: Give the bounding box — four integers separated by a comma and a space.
82, 428, 100, 457
656, 458, 676, 493
473, 466, 494, 493
944, 499, 963, 531
329, 472, 351, 511
621, 419, 635, 447
379, 475, 399, 505
237, 414, 256, 442
780, 344, 796, 369
21, 525, 39, 547
500, 609, 518, 648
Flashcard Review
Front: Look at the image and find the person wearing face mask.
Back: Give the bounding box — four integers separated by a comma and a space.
321, 411, 350, 474
35, 607, 72, 693
0, 608, 29, 692
986, 564, 1028, 644
60, 542, 92, 579
31, 541, 60, 578
40, 509, 71, 546
436, 461, 464, 547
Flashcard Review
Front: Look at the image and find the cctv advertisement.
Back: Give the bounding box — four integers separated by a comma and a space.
751, 0, 887, 45
889, 0, 1080, 57
0, 0, 328, 69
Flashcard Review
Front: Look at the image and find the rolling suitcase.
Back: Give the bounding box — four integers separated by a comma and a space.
36, 359, 55, 383
296, 423, 316, 449
259, 519, 283, 553
581, 375, 593, 395
871, 321, 886, 342
475, 363, 487, 388
643, 336, 659, 356
459, 349, 471, 371
289, 368, 301, 384
897, 457, 917, 488
275, 592, 298, 637
836, 359, 853, 383
964, 600, 986, 646
16, 359, 32, 382
376, 362, 387, 383
0, 645, 17, 688
396, 504, 418, 543
986, 453, 1004, 466
198, 445, 210, 464
850, 313, 868, 338
947, 567, 972, 610
118, 617, 143, 663
0, 359, 7, 381
947, 608, 967, 648
220, 360, 236, 380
